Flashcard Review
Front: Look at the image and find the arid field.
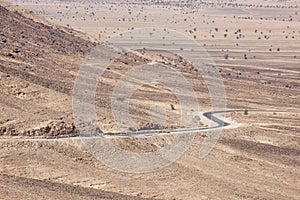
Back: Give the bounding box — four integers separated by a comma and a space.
0, 0, 299, 199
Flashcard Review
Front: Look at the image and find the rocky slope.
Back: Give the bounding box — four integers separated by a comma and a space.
0, 1, 95, 137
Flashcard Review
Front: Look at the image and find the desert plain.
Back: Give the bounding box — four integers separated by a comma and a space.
0, 0, 300, 199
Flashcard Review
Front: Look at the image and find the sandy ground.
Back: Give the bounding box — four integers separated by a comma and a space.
1, 112, 299, 199
0, 0, 300, 199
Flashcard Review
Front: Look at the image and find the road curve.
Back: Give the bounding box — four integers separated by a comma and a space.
0, 109, 294, 141
113, 109, 289, 137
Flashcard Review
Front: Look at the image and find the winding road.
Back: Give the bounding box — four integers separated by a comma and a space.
0, 109, 294, 141
111, 109, 290, 137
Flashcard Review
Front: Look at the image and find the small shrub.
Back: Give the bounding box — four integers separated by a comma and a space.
170, 104, 175, 110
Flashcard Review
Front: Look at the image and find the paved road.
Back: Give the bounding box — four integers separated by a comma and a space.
114, 109, 290, 136
0, 109, 294, 141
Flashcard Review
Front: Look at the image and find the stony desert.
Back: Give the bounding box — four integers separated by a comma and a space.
0, 0, 299, 199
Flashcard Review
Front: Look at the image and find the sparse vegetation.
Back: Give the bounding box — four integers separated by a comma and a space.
224, 54, 229, 60
0, 1, 299, 199
170, 104, 175, 110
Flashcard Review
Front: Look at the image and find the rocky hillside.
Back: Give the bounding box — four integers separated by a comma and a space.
0, 1, 95, 137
